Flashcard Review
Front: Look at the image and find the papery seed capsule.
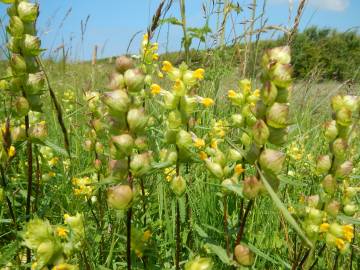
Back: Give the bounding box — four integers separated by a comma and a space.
102, 90, 130, 113
322, 174, 336, 194
107, 185, 133, 210
127, 107, 148, 134
325, 200, 340, 217
23, 34, 41, 56
10, 54, 27, 74
18, 2, 39, 22
305, 224, 319, 239
231, 114, 244, 128
108, 73, 125, 90
180, 96, 196, 117
176, 130, 193, 150
94, 159, 102, 171
252, 119, 270, 146
29, 122, 48, 140
27, 72, 45, 95
95, 142, 104, 154
130, 152, 152, 177
124, 68, 145, 92
316, 155, 332, 174
331, 95, 344, 112
134, 136, 148, 150
234, 244, 254, 266
167, 110, 182, 129
109, 159, 128, 181
11, 126, 26, 142
14, 96, 30, 117
268, 127, 288, 146
335, 160, 353, 179
221, 178, 234, 194
243, 176, 263, 199
275, 86, 290, 103
37, 240, 56, 266
336, 108, 352, 127
115, 56, 134, 74
112, 134, 134, 157
262, 81, 278, 105
259, 149, 285, 174
228, 148, 242, 162
308, 208, 322, 224
0, 79, 10, 91
205, 159, 224, 179
241, 132, 252, 146
7, 16, 24, 37
343, 204, 357, 216
184, 257, 213, 270
324, 120, 338, 141
343, 95, 359, 112
163, 91, 178, 110
266, 103, 289, 129
84, 140, 93, 151
171, 175, 186, 197
271, 63, 292, 88
306, 195, 320, 208
7, 36, 21, 53
332, 138, 347, 160
264, 46, 291, 66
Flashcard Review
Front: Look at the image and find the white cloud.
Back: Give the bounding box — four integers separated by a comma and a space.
269, 0, 349, 12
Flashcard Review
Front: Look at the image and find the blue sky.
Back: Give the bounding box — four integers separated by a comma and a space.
0, 0, 359, 60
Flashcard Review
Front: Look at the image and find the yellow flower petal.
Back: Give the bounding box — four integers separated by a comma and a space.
162, 61, 173, 72
202, 98, 214, 107
150, 83, 161, 95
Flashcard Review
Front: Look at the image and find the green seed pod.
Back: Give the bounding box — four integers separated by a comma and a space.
27, 94, 43, 112
164, 128, 178, 144
316, 155, 332, 175
254, 100, 267, 119
234, 244, 254, 266
262, 81, 277, 105
124, 68, 145, 92
160, 148, 178, 165
7, 36, 22, 53
102, 90, 130, 113
182, 70, 196, 86
176, 129, 192, 150
109, 159, 128, 181
84, 139, 93, 151
241, 132, 252, 146
252, 119, 270, 146
268, 127, 288, 146
23, 34, 41, 56
271, 63, 292, 88
205, 159, 224, 179
127, 107, 148, 134
7, 16, 24, 37
259, 149, 285, 174
108, 73, 125, 90
275, 86, 290, 103
221, 178, 235, 194
335, 160, 353, 179
332, 138, 347, 160
0, 79, 10, 91
324, 120, 338, 141
11, 125, 26, 142
18, 2, 39, 22
27, 72, 45, 94
266, 102, 289, 129
322, 174, 336, 194
115, 56, 134, 74
171, 175, 186, 197
343, 204, 357, 216
180, 96, 196, 117
112, 134, 134, 157
305, 224, 319, 240
228, 148, 242, 162
213, 149, 226, 168
134, 136, 148, 151
243, 175, 263, 199
23, 21, 36, 35
329, 223, 343, 238
325, 200, 340, 217
184, 257, 213, 270
163, 91, 178, 110
14, 96, 30, 117
168, 110, 182, 129
331, 95, 344, 112
130, 152, 152, 177
262, 46, 291, 67
308, 208, 322, 224
231, 114, 244, 128
107, 185, 133, 210
10, 53, 27, 74
336, 108, 352, 127
36, 240, 57, 267
343, 95, 359, 112
23, 218, 54, 250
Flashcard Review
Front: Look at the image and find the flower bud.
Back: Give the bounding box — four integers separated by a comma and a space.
266, 103, 289, 129
234, 244, 254, 266
176, 130, 192, 150
10, 53, 27, 74
336, 108, 352, 127
115, 56, 134, 74
130, 152, 152, 177
262, 81, 277, 105
107, 185, 133, 210
205, 159, 224, 179
252, 119, 270, 146
109, 159, 128, 181
14, 96, 30, 117
343, 204, 357, 216
18, 2, 39, 22
243, 176, 263, 199
331, 95, 344, 112
124, 68, 145, 92
325, 200, 340, 217
228, 148, 242, 162
7, 16, 24, 37
171, 175, 186, 197
112, 134, 134, 157
184, 257, 213, 270
316, 155, 332, 174
332, 138, 347, 160
102, 90, 130, 113
324, 120, 338, 141
259, 149, 285, 174
23, 34, 41, 56
127, 107, 148, 134
322, 174, 336, 194
335, 160, 353, 179
108, 73, 125, 90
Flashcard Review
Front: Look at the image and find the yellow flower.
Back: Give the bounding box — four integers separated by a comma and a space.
56, 227, 68, 238
194, 138, 205, 148
228, 90, 237, 98
48, 157, 59, 167
64, 213, 70, 220
240, 79, 251, 94
319, 223, 330, 232
202, 98, 214, 107
158, 71, 164, 78
234, 164, 245, 175
193, 68, 205, 80
210, 139, 218, 149
8, 146, 16, 158
199, 151, 208, 160
143, 230, 152, 241
152, 43, 158, 51
152, 53, 159, 61
48, 171, 56, 177
162, 61, 173, 72
164, 167, 176, 182
253, 89, 260, 97
31, 262, 38, 270
335, 238, 345, 250
343, 225, 354, 242
143, 33, 149, 42
150, 84, 161, 95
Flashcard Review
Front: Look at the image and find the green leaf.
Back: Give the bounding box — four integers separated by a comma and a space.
194, 223, 208, 238
223, 183, 243, 197
205, 243, 231, 265
256, 165, 313, 248
247, 242, 291, 269
159, 17, 183, 26
44, 140, 72, 157
337, 215, 360, 225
